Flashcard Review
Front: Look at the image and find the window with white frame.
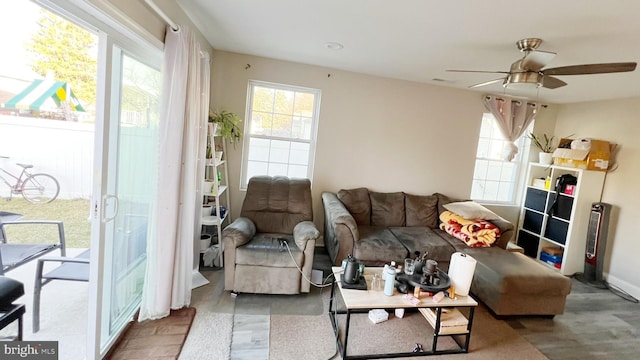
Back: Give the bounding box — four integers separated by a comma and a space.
470, 113, 532, 204
241, 80, 321, 189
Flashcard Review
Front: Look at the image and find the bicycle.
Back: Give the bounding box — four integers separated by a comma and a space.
0, 156, 60, 204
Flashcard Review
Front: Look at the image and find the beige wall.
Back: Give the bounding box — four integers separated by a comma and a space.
211, 50, 560, 228
99, 0, 213, 54
210, 51, 495, 229
554, 97, 640, 298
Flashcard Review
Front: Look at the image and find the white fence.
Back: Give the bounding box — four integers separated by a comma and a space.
0, 115, 94, 199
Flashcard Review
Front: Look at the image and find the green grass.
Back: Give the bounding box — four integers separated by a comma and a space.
1, 198, 91, 248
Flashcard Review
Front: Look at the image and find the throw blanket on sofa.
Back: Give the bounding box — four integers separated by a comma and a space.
439, 210, 500, 247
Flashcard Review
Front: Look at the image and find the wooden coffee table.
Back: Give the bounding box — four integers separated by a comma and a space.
329, 266, 477, 359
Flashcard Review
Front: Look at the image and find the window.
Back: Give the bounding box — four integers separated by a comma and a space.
470, 113, 532, 204
241, 80, 321, 189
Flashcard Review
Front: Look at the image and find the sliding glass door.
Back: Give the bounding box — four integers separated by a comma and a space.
88, 33, 161, 358
34, 1, 163, 358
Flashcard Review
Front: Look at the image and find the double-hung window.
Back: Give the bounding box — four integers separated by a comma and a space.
470, 113, 532, 204
241, 80, 321, 189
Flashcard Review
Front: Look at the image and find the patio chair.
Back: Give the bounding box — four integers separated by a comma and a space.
0, 275, 26, 340
0, 220, 66, 275
33, 249, 90, 333
0, 211, 22, 243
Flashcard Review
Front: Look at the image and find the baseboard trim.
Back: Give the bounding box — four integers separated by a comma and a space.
604, 273, 640, 300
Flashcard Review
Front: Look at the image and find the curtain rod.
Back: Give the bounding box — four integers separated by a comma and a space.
144, 0, 179, 31
484, 94, 548, 107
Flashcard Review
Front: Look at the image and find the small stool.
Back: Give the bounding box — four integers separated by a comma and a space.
0, 276, 26, 340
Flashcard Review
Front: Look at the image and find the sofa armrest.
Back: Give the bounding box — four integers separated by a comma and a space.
222, 217, 256, 291
222, 217, 256, 249
322, 192, 360, 265
322, 193, 359, 237
491, 216, 515, 249
293, 221, 320, 250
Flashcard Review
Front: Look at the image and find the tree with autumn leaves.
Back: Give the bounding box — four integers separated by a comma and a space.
25, 9, 97, 109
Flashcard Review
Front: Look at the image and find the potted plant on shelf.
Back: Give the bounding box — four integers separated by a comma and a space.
528, 132, 556, 165
208, 109, 242, 146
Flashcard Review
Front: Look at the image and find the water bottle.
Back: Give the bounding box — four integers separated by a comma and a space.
382, 264, 389, 280
384, 264, 396, 296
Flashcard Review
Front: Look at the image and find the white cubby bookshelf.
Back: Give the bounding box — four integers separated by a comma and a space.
516, 163, 605, 275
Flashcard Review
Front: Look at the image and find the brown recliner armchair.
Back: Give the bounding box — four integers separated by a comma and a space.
223, 176, 320, 294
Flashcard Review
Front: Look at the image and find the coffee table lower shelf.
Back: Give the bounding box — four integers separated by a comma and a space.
329, 266, 477, 359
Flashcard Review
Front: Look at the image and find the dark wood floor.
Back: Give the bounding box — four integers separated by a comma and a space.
507, 277, 640, 360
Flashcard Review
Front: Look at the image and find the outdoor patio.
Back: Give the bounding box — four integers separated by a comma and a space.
0, 247, 89, 359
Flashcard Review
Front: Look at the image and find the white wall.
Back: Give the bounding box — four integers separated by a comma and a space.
0, 115, 94, 199
554, 97, 640, 299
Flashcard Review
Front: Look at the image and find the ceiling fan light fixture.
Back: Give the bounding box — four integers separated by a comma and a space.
449, 38, 636, 91
503, 72, 542, 89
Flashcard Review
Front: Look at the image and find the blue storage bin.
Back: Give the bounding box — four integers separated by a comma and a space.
540, 251, 563, 264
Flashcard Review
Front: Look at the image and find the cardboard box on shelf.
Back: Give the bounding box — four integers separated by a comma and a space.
542, 246, 564, 256
552, 138, 614, 172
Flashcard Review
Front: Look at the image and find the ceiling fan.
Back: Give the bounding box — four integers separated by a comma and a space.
447, 38, 637, 89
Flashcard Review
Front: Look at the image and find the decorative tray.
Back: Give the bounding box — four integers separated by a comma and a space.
396, 268, 451, 293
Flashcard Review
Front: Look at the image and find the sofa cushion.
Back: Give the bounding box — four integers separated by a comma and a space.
354, 226, 408, 265
461, 247, 572, 296
405, 194, 438, 228
433, 228, 472, 252
434, 193, 468, 219
370, 192, 405, 227
443, 201, 500, 220
337, 188, 371, 225
235, 234, 303, 267
389, 227, 456, 263
241, 176, 312, 234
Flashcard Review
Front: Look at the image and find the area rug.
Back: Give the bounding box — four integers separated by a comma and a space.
270, 303, 548, 360
178, 311, 233, 360
106, 307, 196, 359
202, 269, 325, 316
268, 282, 547, 360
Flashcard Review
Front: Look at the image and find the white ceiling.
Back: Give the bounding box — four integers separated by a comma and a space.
177, 0, 640, 104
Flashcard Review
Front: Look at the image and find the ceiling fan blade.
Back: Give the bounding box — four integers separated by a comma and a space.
446, 69, 510, 74
469, 78, 506, 88
542, 76, 567, 89
543, 62, 637, 76
521, 50, 556, 71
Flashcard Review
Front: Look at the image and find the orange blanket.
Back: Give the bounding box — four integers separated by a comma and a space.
439, 210, 500, 247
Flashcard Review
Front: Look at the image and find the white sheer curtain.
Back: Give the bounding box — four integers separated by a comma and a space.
139, 25, 209, 321
482, 95, 545, 161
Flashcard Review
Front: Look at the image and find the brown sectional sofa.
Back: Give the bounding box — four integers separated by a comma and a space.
322, 188, 572, 316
